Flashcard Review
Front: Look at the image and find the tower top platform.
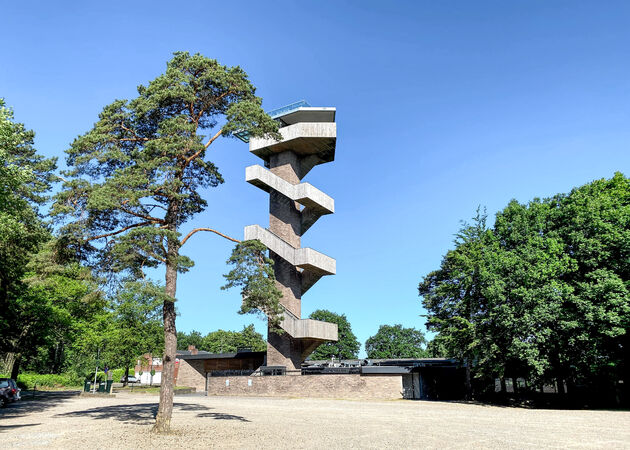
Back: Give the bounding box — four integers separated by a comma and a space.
246, 100, 337, 166
236, 100, 335, 143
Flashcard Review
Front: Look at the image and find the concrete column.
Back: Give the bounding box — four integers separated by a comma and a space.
268, 151, 303, 371
269, 151, 302, 318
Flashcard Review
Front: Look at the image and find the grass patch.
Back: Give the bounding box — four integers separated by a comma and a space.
114, 385, 193, 394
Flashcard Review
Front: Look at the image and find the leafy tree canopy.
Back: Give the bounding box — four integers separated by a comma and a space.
178, 324, 266, 353
365, 324, 428, 359
0, 99, 59, 378
419, 173, 630, 398
308, 310, 360, 360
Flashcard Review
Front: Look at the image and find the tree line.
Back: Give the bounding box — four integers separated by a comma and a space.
305, 310, 429, 360
419, 174, 629, 404
177, 325, 266, 353
177, 312, 431, 361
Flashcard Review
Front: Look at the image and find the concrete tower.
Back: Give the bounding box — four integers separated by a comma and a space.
243, 101, 338, 372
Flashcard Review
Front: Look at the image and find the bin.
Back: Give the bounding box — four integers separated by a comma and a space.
97, 382, 106, 393
106, 380, 113, 393
84, 381, 91, 392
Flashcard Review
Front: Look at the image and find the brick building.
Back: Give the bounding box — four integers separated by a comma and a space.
175, 346, 464, 400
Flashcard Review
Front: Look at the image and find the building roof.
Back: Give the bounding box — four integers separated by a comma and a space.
176, 350, 266, 360
303, 358, 459, 368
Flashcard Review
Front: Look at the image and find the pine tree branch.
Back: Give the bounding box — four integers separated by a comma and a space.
87, 221, 153, 241
180, 227, 241, 246
120, 206, 165, 224
119, 123, 148, 141
182, 128, 223, 167
203, 129, 223, 150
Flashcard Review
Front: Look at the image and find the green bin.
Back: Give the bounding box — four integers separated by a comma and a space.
97, 382, 106, 393
106, 380, 113, 393
84, 381, 91, 392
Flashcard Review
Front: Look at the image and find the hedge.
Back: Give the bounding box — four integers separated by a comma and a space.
0, 367, 134, 390
13, 373, 83, 390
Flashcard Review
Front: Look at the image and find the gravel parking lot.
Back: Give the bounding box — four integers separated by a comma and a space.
1, 391, 629, 449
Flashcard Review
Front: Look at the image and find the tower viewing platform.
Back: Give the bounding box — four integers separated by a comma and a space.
243, 101, 338, 371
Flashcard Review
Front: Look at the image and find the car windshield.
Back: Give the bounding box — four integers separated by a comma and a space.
0, 380, 9, 388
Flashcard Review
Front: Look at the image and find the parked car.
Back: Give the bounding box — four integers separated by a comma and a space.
120, 375, 139, 384
0, 378, 21, 407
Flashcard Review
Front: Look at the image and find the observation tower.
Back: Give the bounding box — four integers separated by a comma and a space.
239, 101, 338, 372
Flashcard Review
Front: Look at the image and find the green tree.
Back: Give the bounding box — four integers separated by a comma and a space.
52, 52, 281, 432
20, 244, 104, 378
233, 324, 266, 352
0, 99, 58, 378
547, 173, 630, 394
104, 281, 164, 385
222, 240, 284, 329
419, 173, 630, 403
177, 330, 204, 351
308, 310, 359, 360
419, 209, 491, 398
201, 324, 266, 353
365, 324, 428, 359
484, 198, 574, 394
425, 336, 449, 358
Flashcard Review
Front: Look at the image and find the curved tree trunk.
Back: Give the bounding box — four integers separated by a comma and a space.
153, 235, 179, 434
10, 354, 21, 380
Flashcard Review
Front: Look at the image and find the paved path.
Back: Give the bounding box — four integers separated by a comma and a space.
1, 392, 629, 448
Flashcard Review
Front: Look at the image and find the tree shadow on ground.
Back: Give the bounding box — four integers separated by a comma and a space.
0, 391, 80, 432
0, 423, 41, 432
55, 402, 250, 424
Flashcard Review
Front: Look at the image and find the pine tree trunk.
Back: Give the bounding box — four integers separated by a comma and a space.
3, 353, 16, 376
10, 354, 21, 380
153, 236, 179, 434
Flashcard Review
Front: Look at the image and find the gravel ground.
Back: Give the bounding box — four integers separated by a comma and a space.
1, 391, 629, 449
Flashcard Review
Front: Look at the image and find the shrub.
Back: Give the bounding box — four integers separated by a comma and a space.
111, 368, 133, 381
16, 373, 83, 390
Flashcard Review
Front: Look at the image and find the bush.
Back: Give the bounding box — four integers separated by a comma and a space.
111, 368, 133, 381
15, 373, 83, 390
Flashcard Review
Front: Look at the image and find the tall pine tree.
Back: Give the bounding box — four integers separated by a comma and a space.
53, 53, 281, 432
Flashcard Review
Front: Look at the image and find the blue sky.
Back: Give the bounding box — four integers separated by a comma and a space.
3, 1, 629, 356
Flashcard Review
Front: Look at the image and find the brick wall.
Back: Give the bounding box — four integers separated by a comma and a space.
206, 374, 403, 400
176, 359, 206, 391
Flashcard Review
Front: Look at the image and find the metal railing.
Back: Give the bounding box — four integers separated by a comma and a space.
301, 367, 361, 375
235, 100, 311, 142
208, 370, 256, 377
267, 100, 310, 119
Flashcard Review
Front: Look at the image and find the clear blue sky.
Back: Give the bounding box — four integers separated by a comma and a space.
3, 1, 629, 356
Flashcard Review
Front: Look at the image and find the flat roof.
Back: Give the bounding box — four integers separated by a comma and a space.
177, 350, 266, 360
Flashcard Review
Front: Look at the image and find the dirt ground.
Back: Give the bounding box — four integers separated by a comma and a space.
1, 391, 629, 449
